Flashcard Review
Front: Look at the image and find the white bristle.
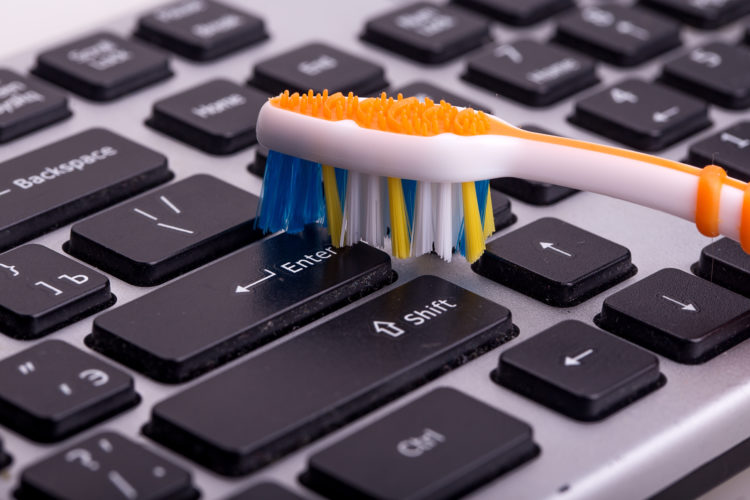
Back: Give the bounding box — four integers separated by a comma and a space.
411, 181, 434, 257
363, 174, 385, 247
342, 171, 361, 246
435, 182, 453, 262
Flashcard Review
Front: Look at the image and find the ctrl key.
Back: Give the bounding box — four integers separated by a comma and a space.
302, 388, 539, 500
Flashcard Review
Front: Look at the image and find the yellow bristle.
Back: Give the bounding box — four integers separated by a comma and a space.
462, 182, 485, 263
483, 185, 495, 239
388, 177, 411, 259
322, 165, 343, 247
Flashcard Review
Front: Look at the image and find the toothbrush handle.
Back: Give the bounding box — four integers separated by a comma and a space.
506, 129, 748, 249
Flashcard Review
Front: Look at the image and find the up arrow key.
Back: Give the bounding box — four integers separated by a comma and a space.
373, 321, 405, 338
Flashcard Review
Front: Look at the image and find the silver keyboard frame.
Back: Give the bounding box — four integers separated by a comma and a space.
1, 1, 750, 499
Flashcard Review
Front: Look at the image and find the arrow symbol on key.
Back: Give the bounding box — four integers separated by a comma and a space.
564, 348, 594, 366
721, 132, 750, 149
373, 321, 406, 338
653, 106, 680, 123
661, 295, 697, 312
235, 269, 276, 293
540, 242, 573, 257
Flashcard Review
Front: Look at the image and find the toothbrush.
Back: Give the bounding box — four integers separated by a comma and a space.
254, 89, 750, 263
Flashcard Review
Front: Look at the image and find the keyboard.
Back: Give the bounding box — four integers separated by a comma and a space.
4, 0, 750, 498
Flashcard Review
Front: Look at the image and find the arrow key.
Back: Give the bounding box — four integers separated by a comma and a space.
473, 217, 635, 306
596, 268, 750, 363
687, 122, 750, 181
494, 320, 664, 421
569, 79, 710, 151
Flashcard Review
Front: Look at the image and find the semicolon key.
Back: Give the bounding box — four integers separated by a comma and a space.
32, 32, 172, 101
68, 174, 263, 286
596, 268, 750, 363
15, 432, 199, 500
0, 340, 139, 442
0, 128, 172, 252
86, 226, 393, 383
143, 275, 517, 475
303, 388, 539, 500
135, 0, 267, 61
0, 69, 71, 143
0, 244, 113, 340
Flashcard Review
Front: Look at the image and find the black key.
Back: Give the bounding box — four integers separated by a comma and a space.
135, 0, 267, 61
491, 190, 515, 231
143, 275, 516, 476
0, 437, 10, 471
249, 42, 387, 96
16, 432, 198, 500
227, 483, 305, 500
393, 81, 488, 111
596, 268, 750, 363
495, 320, 664, 421
694, 238, 750, 298
248, 144, 268, 177
660, 43, 750, 109
32, 32, 172, 101
0, 128, 172, 252
473, 217, 635, 307
68, 175, 262, 286
463, 40, 598, 107
303, 388, 539, 500
0, 244, 113, 339
686, 122, 750, 180
491, 125, 578, 205
643, 0, 750, 29
452, 0, 573, 26
0, 69, 70, 143
361, 2, 490, 64
87, 226, 392, 382
146, 79, 267, 155
555, 6, 681, 67
569, 79, 710, 151
0, 340, 139, 442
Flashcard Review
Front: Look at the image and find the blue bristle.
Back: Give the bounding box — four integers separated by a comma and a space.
335, 167, 348, 205
255, 150, 325, 233
402, 179, 417, 228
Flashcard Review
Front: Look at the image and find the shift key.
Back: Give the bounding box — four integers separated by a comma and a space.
86, 226, 393, 383
0, 128, 172, 251
143, 275, 517, 476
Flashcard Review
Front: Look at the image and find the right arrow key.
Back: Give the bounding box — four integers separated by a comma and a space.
596, 268, 750, 363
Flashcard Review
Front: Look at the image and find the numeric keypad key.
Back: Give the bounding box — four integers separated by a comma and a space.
569, 79, 710, 151
16, 432, 198, 500
362, 2, 490, 64
687, 122, 750, 180
33, 32, 172, 101
0, 244, 113, 339
555, 6, 681, 66
249, 42, 387, 95
495, 320, 664, 420
597, 268, 750, 363
136, 0, 267, 61
661, 43, 750, 109
0, 340, 139, 442
463, 40, 598, 106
